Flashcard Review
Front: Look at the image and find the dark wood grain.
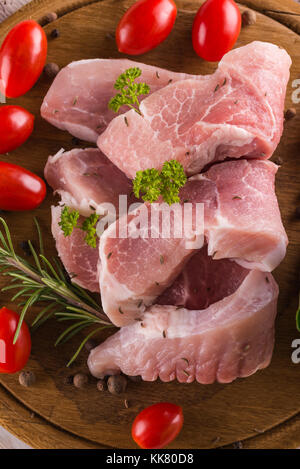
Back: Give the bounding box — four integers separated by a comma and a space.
0, 0, 299, 449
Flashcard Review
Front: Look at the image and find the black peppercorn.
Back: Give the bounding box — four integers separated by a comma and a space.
50, 29, 60, 39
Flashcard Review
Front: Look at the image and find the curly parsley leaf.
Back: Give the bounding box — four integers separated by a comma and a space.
133, 168, 161, 203
133, 160, 187, 205
80, 213, 100, 248
58, 206, 80, 237
108, 67, 150, 115
160, 160, 187, 205
59, 208, 99, 248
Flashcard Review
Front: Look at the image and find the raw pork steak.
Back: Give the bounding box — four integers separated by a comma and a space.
98, 42, 291, 177
157, 246, 249, 309
48, 148, 139, 291
99, 202, 197, 327
99, 159, 287, 326
45, 148, 137, 217
88, 258, 278, 384
51, 206, 100, 292
41, 59, 199, 142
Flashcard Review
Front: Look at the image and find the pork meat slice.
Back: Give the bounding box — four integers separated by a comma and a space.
98, 42, 291, 178
157, 246, 249, 309
182, 159, 288, 272
88, 262, 278, 384
51, 205, 100, 292
99, 202, 197, 327
41, 59, 199, 142
45, 148, 136, 217
99, 159, 287, 326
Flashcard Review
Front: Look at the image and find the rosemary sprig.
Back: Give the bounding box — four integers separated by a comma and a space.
0, 217, 114, 366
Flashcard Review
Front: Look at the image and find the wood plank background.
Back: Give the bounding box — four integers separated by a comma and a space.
0, 0, 300, 450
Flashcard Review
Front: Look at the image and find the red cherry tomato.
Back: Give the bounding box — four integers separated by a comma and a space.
192, 0, 241, 62
0, 20, 47, 98
0, 161, 46, 211
132, 402, 183, 449
0, 307, 31, 373
0, 106, 34, 154
116, 0, 177, 55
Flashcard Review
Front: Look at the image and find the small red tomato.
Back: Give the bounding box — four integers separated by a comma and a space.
192, 0, 241, 62
0, 106, 34, 154
132, 402, 183, 449
0, 161, 46, 211
0, 20, 47, 98
116, 0, 177, 55
0, 307, 31, 373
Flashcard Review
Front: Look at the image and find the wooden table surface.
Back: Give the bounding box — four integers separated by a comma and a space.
0, 0, 36, 450
0, 0, 300, 450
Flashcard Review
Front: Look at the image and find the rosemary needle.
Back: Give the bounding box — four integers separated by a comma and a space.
0, 217, 114, 366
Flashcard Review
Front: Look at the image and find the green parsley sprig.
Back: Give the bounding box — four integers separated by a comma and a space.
133, 160, 187, 205
81, 213, 100, 249
108, 67, 150, 115
59, 206, 79, 236
59, 206, 99, 248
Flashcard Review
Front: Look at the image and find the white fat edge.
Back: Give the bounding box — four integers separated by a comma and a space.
188, 173, 209, 182
187, 125, 254, 175
48, 148, 66, 164
63, 122, 99, 143
136, 270, 275, 339
234, 236, 287, 272
67, 58, 103, 68
58, 190, 120, 224
67, 58, 134, 69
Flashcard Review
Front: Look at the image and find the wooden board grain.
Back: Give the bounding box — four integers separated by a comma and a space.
0, 0, 299, 449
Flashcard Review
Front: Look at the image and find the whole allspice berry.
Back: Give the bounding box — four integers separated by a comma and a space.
273, 156, 283, 166
44, 63, 60, 78
107, 375, 128, 395
19, 370, 36, 387
73, 373, 89, 388
284, 108, 297, 121
44, 12, 58, 24
242, 10, 257, 27
84, 338, 97, 352
127, 375, 142, 382
96, 379, 107, 392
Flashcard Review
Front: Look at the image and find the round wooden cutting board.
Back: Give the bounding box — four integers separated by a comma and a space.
0, 0, 299, 450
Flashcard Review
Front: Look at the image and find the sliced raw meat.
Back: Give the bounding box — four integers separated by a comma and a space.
181, 159, 288, 272
98, 42, 291, 178
51, 205, 100, 292
99, 202, 198, 327
88, 268, 278, 384
99, 159, 287, 326
157, 246, 249, 309
41, 59, 199, 142
45, 148, 137, 217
